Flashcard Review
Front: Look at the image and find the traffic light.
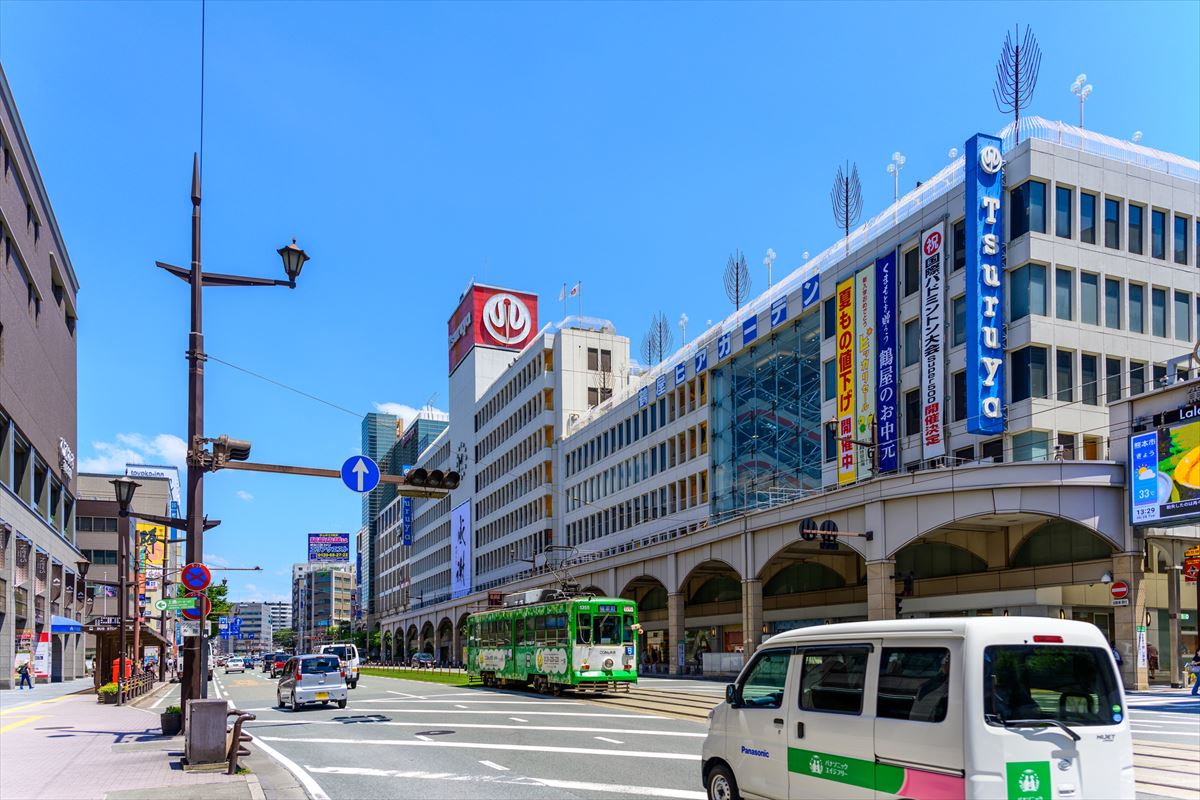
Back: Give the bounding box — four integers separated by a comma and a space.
402, 468, 460, 490
212, 434, 252, 467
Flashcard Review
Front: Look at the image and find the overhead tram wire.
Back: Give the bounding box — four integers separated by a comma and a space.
205, 353, 364, 419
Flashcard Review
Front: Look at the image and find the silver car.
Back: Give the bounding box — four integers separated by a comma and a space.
276, 654, 348, 710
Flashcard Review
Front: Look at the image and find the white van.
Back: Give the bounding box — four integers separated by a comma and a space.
701, 617, 1133, 800
318, 642, 361, 689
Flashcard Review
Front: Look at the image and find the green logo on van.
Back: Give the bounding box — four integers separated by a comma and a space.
1006, 761, 1051, 800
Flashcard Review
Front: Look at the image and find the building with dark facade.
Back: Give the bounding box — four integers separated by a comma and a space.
0, 64, 83, 687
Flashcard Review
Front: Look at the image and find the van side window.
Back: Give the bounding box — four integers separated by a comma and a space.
738, 649, 791, 709
799, 647, 869, 715
878, 648, 950, 723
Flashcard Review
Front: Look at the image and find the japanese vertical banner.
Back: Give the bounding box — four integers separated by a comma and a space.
836, 276, 857, 484
855, 265, 876, 480
874, 251, 899, 473
920, 222, 946, 459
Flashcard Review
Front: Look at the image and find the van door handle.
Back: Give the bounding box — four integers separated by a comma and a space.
773, 718, 784, 726
796, 722, 805, 739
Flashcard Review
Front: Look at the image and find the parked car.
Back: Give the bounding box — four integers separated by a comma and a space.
318, 643, 361, 689
269, 653, 290, 678
410, 652, 435, 669
276, 654, 348, 710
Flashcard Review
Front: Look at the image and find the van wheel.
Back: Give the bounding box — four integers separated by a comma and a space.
350, 680, 357, 690
337, 699, 347, 709
706, 764, 739, 800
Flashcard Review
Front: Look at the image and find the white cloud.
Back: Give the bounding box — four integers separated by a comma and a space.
79, 432, 187, 475
373, 402, 448, 427
231, 583, 288, 603
206, 553, 231, 568
235, 490, 254, 502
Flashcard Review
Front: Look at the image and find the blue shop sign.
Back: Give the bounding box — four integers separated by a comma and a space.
965, 133, 1005, 435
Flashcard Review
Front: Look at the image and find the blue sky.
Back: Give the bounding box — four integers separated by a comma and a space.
2, 1, 1197, 604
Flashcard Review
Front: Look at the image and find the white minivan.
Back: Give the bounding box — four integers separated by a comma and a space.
318, 642, 361, 689
701, 617, 1133, 800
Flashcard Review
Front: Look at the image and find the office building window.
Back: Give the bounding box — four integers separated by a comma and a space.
1105, 357, 1123, 404
1056, 349, 1074, 402
587, 348, 599, 370
1057, 433, 1076, 459
824, 422, 837, 463
1080, 272, 1099, 326
1130, 362, 1146, 397
981, 439, 1003, 463
903, 318, 920, 367
1081, 354, 1098, 405
1129, 204, 1144, 254
1175, 215, 1190, 265
823, 297, 836, 340
1010, 264, 1046, 321
954, 445, 975, 464
823, 359, 836, 401
1152, 288, 1167, 337
587, 387, 599, 407
952, 295, 966, 346
1011, 346, 1047, 402
1010, 180, 1046, 237
1055, 186, 1072, 238
904, 248, 919, 297
1055, 268, 1073, 320
1013, 431, 1049, 462
1175, 291, 1192, 341
953, 370, 966, 422
1128, 283, 1145, 333
1104, 198, 1120, 249
1152, 210, 1166, 259
1104, 278, 1121, 329
1080, 192, 1096, 244
953, 219, 965, 271
904, 389, 921, 438
601, 349, 612, 371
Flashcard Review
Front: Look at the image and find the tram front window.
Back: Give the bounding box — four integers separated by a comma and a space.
577, 613, 592, 644
622, 614, 635, 644
594, 615, 620, 645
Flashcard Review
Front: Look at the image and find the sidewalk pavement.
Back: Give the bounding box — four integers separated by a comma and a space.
0, 681, 308, 800
0, 675, 95, 708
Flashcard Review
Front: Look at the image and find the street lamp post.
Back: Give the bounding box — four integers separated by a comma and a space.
110, 477, 139, 705
154, 155, 309, 723
1071, 74, 1093, 129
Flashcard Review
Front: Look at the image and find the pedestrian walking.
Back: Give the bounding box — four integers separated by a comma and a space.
1147, 643, 1159, 681
16, 660, 33, 690
1188, 648, 1200, 696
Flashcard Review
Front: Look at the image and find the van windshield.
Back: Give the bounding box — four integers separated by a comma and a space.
325, 646, 350, 661
983, 645, 1122, 728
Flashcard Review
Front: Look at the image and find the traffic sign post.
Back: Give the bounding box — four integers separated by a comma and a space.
180, 592, 211, 621
1110, 580, 1130, 607
341, 455, 380, 494
156, 597, 198, 612
180, 562, 212, 593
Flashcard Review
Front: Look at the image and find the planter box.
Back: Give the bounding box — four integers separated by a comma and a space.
160, 712, 183, 736
99, 693, 117, 704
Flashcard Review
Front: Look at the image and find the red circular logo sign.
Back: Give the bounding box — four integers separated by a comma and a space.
923, 231, 942, 256
1110, 581, 1129, 599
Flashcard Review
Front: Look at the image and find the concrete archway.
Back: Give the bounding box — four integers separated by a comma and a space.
620, 574, 669, 673
406, 624, 418, 659
581, 584, 607, 597
420, 621, 435, 654
679, 559, 743, 671
436, 618, 454, 665
381, 630, 392, 663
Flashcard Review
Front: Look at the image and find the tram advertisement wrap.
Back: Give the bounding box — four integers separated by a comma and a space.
1130, 403, 1200, 524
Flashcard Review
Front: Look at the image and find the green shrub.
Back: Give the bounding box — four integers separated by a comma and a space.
164, 705, 182, 715
97, 682, 119, 696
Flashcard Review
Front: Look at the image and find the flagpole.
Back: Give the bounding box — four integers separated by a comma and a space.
562, 283, 567, 320
578, 282, 583, 317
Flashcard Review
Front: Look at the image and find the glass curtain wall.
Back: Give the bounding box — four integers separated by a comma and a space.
711, 311, 822, 515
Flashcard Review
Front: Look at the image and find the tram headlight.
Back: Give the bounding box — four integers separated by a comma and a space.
603, 657, 614, 670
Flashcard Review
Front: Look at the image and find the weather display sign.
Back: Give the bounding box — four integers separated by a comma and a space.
1131, 403, 1200, 524
308, 533, 351, 563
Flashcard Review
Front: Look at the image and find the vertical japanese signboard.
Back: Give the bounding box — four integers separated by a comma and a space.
855, 265, 876, 480
966, 133, 1006, 434
401, 496, 413, 546
836, 277, 857, 484
919, 223, 946, 459
875, 251, 899, 473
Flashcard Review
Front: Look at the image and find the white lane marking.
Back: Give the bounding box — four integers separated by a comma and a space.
1133, 729, 1200, 737
242, 719, 705, 736
387, 690, 423, 698
303, 766, 706, 799
478, 760, 509, 771
211, 678, 224, 700
301, 708, 667, 718
414, 735, 432, 742
454, 704, 469, 709
357, 698, 581, 705
248, 735, 331, 800
509, 717, 528, 723
259, 736, 701, 761
594, 736, 625, 744
1132, 719, 1200, 727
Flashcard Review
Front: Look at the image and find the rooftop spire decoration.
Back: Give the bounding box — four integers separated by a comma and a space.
830, 161, 862, 255
993, 24, 1042, 144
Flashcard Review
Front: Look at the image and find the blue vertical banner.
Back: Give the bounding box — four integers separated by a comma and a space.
966, 133, 1005, 434
401, 496, 413, 546
655, 373, 668, 397
874, 251, 899, 473
695, 348, 708, 373
674, 363, 687, 386
638, 386, 649, 408
742, 316, 758, 344
770, 296, 787, 328
716, 332, 731, 360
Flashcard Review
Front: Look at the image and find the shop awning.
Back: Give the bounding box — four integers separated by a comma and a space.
51, 615, 83, 634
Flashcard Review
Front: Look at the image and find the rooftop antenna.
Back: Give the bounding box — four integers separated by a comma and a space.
830, 161, 863, 255
993, 24, 1042, 144
679, 312, 689, 342
1070, 73, 1093, 129
948, 147, 959, 160
640, 312, 673, 366
1131, 130, 1143, 144
723, 250, 751, 311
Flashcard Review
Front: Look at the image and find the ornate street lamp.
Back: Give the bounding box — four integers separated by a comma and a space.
110, 477, 140, 514
277, 239, 310, 285
76, 559, 90, 579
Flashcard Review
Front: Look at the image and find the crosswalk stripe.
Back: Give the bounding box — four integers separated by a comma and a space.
262, 736, 700, 760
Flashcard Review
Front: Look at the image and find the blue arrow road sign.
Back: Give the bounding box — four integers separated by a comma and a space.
341, 455, 380, 493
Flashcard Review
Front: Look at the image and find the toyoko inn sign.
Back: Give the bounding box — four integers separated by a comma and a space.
965, 133, 1005, 434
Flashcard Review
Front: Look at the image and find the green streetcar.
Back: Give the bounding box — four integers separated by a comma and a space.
466, 589, 639, 693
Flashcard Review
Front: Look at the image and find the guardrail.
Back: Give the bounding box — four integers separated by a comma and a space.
226, 706, 256, 774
